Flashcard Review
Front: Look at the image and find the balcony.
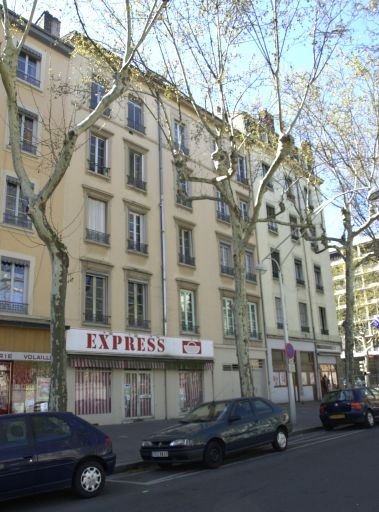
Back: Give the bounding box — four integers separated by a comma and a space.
321, 328, 329, 335
268, 222, 278, 234
316, 284, 324, 293
16, 69, 40, 88
250, 331, 262, 340
301, 326, 310, 333
86, 228, 110, 245
127, 118, 145, 134
181, 323, 200, 334
174, 141, 189, 155
237, 174, 248, 185
179, 253, 195, 266
296, 278, 305, 286
3, 212, 32, 229
217, 210, 231, 223
128, 318, 150, 330
127, 174, 146, 191
221, 264, 234, 276
0, 300, 28, 314
246, 272, 257, 283
176, 194, 192, 208
20, 140, 37, 155
128, 239, 148, 254
88, 160, 110, 177
224, 326, 236, 337
84, 312, 111, 325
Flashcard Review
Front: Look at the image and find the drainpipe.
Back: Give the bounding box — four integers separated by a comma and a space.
157, 94, 168, 419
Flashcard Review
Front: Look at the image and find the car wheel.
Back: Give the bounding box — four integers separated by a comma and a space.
73, 460, 105, 498
272, 428, 288, 451
364, 410, 375, 428
203, 440, 224, 469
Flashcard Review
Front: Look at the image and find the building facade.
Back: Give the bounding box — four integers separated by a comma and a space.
0, 12, 340, 423
330, 239, 379, 385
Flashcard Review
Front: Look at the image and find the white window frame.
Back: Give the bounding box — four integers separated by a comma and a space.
18, 108, 38, 155
0, 256, 29, 314
128, 279, 149, 328
275, 297, 284, 328
237, 156, 247, 183
128, 210, 147, 253
128, 98, 144, 133
89, 132, 109, 176
4, 176, 32, 229
299, 302, 310, 332
86, 197, 109, 244
248, 302, 259, 339
180, 289, 197, 333
84, 272, 108, 324
223, 297, 235, 336
174, 120, 189, 154
17, 46, 41, 88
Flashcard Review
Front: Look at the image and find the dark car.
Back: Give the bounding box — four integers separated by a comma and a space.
0, 412, 116, 501
140, 397, 291, 469
319, 387, 379, 430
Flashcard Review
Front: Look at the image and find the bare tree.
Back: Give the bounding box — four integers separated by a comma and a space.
144, 0, 349, 396
0, 0, 169, 411
295, 49, 379, 386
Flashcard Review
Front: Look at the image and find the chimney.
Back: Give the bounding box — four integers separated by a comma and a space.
40, 11, 61, 38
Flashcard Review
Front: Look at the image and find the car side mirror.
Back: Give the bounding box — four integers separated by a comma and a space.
229, 415, 241, 423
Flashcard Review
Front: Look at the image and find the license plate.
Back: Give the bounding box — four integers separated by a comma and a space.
152, 451, 169, 458
330, 414, 345, 419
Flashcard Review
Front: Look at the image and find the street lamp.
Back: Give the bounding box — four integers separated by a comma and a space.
256, 257, 297, 426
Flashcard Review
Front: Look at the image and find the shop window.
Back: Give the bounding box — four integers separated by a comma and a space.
179, 371, 203, 414
75, 369, 111, 415
10, 362, 50, 413
272, 349, 287, 387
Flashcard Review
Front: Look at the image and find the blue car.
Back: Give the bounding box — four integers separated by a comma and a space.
0, 412, 116, 501
319, 387, 379, 429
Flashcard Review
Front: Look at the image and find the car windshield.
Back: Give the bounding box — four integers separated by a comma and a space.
182, 402, 229, 423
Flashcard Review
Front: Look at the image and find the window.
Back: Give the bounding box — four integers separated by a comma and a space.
18, 108, 37, 154
294, 258, 305, 285
237, 156, 248, 184
0, 257, 29, 314
4, 177, 32, 229
232, 400, 253, 418
248, 302, 259, 339
32, 416, 70, 442
266, 204, 278, 233
128, 98, 145, 133
290, 215, 299, 241
89, 133, 109, 176
128, 211, 147, 254
275, 297, 283, 329
177, 172, 192, 208
174, 120, 189, 155
319, 307, 329, 335
314, 265, 324, 292
179, 228, 195, 266
0, 417, 28, 446
86, 197, 109, 244
85, 273, 109, 324
271, 250, 280, 278
262, 162, 273, 189
309, 225, 318, 252
180, 289, 198, 333
128, 280, 149, 329
285, 176, 295, 200
216, 192, 230, 222
299, 302, 310, 332
17, 46, 41, 87
128, 150, 146, 190
223, 297, 235, 336
239, 199, 249, 221
245, 250, 256, 282
90, 81, 111, 116
75, 369, 111, 415
253, 399, 274, 417
220, 242, 234, 276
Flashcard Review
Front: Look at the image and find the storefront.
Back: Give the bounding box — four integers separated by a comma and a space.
317, 342, 342, 393
0, 320, 51, 414
66, 328, 214, 424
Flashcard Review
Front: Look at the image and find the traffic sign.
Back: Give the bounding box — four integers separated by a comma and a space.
285, 342, 295, 359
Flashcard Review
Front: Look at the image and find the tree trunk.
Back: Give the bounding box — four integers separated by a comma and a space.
343, 212, 355, 387
29, 207, 69, 411
231, 226, 255, 397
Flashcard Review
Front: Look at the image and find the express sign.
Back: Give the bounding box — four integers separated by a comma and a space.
66, 329, 214, 359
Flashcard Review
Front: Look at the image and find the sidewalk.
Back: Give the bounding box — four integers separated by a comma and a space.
101, 400, 322, 472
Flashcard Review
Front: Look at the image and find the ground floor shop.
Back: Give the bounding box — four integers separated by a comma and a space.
65, 328, 215, 424
0, 320, 51, 415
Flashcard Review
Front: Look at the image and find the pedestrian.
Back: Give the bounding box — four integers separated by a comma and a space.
321, 374, 329, 396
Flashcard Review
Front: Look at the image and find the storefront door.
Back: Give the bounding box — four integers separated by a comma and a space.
124, 371, 152, 419
0, 363, 11, 415
179, 371, 203, 414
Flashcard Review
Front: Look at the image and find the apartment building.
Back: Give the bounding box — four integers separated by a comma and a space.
0, 11, 340, 423
330, 239, 379, 384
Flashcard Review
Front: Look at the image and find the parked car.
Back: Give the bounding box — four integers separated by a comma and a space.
0, 412, 116, 501
319, 387, 379, 430
140, 397, 291, 469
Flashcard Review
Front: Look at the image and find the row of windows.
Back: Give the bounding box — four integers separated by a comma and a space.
274, 296, 329, 335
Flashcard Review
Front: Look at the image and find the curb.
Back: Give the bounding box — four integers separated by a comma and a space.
112, 425, 323, 474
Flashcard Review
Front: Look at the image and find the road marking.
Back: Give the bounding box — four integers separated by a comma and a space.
109, 469, 204, 486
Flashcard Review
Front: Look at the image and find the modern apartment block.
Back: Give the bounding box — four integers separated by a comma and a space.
0, 12, 340, 423
330, 239, 379, 384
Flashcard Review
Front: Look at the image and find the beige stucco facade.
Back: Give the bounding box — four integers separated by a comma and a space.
0, 13, 340, 423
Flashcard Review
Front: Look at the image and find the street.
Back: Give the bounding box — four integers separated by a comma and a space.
4, 426, 378, 512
